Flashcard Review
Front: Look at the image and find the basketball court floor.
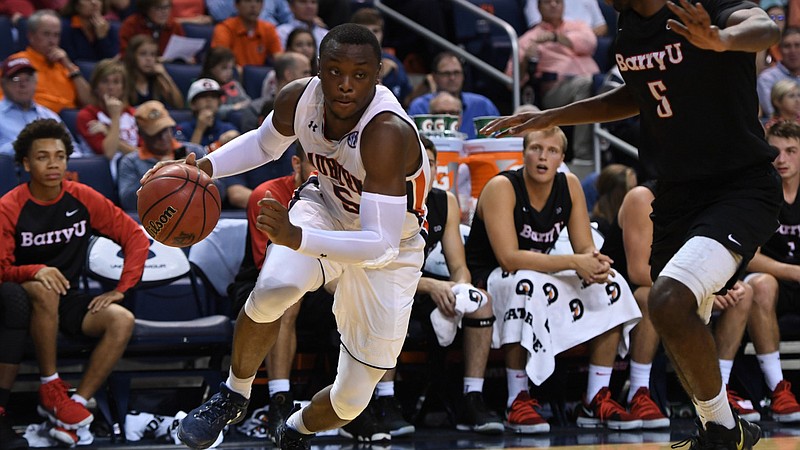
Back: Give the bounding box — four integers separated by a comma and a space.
80, 420, 800, 450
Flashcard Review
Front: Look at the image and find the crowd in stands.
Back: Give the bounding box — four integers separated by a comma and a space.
4, 0, 800, 447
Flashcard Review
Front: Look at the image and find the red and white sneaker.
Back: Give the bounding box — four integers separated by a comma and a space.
38, 379, 93, 429
771, 380, 800, 423
49, 426, 78, 447
726, 385, 761, 422
629, 387, 670, 429
505, 392, 550, 434
577, 387, 642, 430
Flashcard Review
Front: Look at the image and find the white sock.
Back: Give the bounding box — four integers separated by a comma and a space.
695, 384, 736, 430
463, 377, 484, 394
375, 381, 394, 398
41, 373, 59, 384
225, 368, 255, 399
506, 369, 528, 408
757, 351, 783, 392
71, 394, 88, 406
628, 360, 652, 403
268, 379, 291, 397
719, 359, 733, 386
586, 364, 613, 403
285, 405, 312, 434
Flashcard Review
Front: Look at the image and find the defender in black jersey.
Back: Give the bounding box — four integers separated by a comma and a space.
482, 0, 781, 447
745, 122, 800, 422
0, 120, 149, 445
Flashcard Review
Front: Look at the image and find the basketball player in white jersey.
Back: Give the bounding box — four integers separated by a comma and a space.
139, 24, 430, 450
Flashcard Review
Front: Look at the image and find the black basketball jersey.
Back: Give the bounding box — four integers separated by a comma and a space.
466, 169, 572, 285
761, 186, 800, 265
423, 188, 448, 261
615, 0, 777, 182
599, 181, 657, 285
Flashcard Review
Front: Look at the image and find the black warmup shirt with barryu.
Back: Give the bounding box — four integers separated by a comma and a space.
761, 184, 800, 265
466, 169, 572, 286
615, 0, 777, 182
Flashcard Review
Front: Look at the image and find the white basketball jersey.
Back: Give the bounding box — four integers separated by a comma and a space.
293, 78, 430, 239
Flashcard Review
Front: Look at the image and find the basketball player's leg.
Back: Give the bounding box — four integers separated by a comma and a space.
649, 236, 740, 426
230, 243, 324, 396
179, 244, 326, 449
288, 347, 387, 433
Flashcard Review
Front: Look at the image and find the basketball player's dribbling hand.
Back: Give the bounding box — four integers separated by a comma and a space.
666, 0, 727, 52
257, 191, 302, 250
139, 152, 198, 186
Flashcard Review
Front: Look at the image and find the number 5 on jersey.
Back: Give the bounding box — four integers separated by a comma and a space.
648, 80, 673, 118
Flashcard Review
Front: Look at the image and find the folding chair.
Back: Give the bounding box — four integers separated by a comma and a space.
84, 229, 232, 439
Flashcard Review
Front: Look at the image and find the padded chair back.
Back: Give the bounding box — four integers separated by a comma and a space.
0, 155, 23, 197
76, 60, 98, 81
66, 156, 119, 204
86, 228, 207, 317
182, 23, 214, 62
242, 65, 272, 99
0, 16, 20, 60
164, 63, 202, 103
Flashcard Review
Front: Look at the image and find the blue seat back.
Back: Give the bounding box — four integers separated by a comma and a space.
164, 63, 202, 104
66, 155, 119, 204
241, 64, 271, 99
0, 155, 23, 197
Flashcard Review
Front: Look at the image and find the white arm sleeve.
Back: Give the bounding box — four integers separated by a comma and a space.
297, 192, 407, 268
206, 112, 296, 179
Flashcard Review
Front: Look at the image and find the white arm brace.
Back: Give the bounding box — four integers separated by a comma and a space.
297, 192, 407, 268
206, 112, 295, 179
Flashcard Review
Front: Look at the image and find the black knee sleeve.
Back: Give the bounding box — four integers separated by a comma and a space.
0, 282, 30, 330
462, 316, 495, 328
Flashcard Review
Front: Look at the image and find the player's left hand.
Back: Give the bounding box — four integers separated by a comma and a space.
666, 0, 727, 52
257, 191, 302, 250
713, 280, 746, 310
88, 290, 124, 313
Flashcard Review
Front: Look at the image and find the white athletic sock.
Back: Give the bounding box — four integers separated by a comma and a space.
506, 369, 528, 408
375, 381, 394, 397
587, 364, 613, 404
719, 359, 733, 386
268, 379, 291, 397
225, 368, 255, 399
757, 351, 783, 392
695, 384, 736, 430
285, 405, 312, 435
628, 360, 652, 404
463, 377, 484, 394
41, 373, 59, 384
71, 394, 88, 406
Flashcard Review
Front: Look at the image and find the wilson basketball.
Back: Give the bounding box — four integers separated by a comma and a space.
137, 163, 221, 248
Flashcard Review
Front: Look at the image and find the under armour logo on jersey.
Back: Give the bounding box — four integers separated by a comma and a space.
308, 121, 318, 132
346, 132, 359, 148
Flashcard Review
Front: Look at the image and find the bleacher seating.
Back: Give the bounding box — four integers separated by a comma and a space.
14, 18, 28, 51
164, 63, 202, 102
66, 155, 119, 205
0, 16, 21, 61
182, 22, 215, 62
76, 60, 98, 80
242, 64, 272, 99
0, 155, 22, 197
85, 232, 233, 433
168, 108, 194, 125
